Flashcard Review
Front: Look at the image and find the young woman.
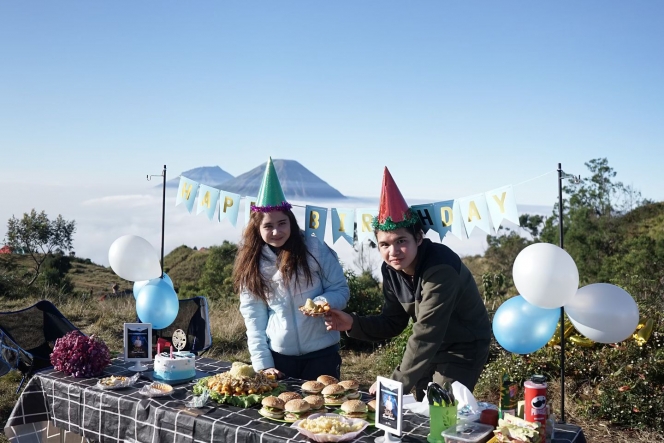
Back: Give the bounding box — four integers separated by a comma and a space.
325, 167, 491, 399
234, 158, 349, 380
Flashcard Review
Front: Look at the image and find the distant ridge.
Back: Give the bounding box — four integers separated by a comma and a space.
165, 166, 234, 189
220, 159, 346, 201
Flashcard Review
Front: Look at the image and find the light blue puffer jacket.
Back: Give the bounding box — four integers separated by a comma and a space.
239, 234, 350, 371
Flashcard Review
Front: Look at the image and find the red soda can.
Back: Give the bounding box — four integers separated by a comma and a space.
524, 375, 548, 426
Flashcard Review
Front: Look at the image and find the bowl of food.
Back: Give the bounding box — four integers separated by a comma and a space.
291, 413, 369, 442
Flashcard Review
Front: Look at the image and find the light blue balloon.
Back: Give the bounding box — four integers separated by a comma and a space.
133, 273, 173, 300
492, 295, 560, 354
135, 279, 179, 329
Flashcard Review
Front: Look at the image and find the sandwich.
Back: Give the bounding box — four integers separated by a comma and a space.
278, 391, 302, 403
259, 396, 285, 420
317, 375, 339, 386
367, 399, 376, 413
303, 395, 325, 412
284, 399, 311, 422
301, 380, 325, 395
338, 380, 361, 399
339, 400, 368, 420
321, 383, 347, 405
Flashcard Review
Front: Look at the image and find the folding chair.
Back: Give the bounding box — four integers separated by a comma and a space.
151, 296, 212, 355
0, 300, 81, 392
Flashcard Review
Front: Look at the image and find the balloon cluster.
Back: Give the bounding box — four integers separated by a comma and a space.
108, 235, 179, 329
493, 243, 640, 354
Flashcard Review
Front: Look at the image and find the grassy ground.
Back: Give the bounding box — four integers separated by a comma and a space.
1, 292, 662, 442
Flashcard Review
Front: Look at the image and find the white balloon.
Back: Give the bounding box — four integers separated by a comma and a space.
566, 283, 639, 343
108, 235, 162, 282
513, 243, 579, 309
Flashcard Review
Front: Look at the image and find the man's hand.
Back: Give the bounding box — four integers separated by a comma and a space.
324, 309, 354, 332
369, 381, 378, 396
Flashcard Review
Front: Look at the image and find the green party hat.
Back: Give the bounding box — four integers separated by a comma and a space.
251, 157, 292, 212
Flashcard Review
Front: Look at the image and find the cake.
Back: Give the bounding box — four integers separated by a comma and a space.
153, 351, 196, 380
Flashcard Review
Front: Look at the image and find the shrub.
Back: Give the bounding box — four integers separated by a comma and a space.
344, 270, 383, 316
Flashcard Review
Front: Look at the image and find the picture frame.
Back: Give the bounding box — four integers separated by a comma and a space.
124, 323, 152, 371
375, 376, 403, 436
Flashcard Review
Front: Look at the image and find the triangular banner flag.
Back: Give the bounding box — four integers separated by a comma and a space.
433, 200, 455, 240
175, 176, 199, 214
219, 191, 241, 227
305, 206, 328, 243
356, 208, 378, 244
412, 203, 437, 235
458, 194, 492, 236
331, 208, 355, 245
485, 185, 519, 231
196, 184, 220, 221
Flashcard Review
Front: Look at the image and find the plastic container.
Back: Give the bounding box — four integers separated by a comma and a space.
442, 422, 495, 443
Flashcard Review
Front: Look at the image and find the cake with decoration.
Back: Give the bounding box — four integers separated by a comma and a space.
153, 329, 196, 381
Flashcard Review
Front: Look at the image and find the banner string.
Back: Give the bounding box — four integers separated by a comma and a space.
512, 170, 557, 188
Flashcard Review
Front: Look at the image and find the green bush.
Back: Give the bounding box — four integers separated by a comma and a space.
344, 270, 383, 316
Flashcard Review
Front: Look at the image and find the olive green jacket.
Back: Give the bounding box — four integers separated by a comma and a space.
347, 239, 491, 393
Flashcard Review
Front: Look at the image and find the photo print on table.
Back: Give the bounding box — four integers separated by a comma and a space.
375, 376, 403, 436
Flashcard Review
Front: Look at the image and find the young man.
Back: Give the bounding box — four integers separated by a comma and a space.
325, 167, 491, 399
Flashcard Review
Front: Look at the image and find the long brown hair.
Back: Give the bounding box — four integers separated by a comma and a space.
233, 209, 314, 302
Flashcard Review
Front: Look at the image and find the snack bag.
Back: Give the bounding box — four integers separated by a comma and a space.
499, 373, 519, 419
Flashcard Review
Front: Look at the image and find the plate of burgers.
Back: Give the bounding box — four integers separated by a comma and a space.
292, 413, 369, 442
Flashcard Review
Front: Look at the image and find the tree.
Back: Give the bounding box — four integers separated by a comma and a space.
199, 241, 238, 299
539, 158, 646, 283
3, 209, 76, 285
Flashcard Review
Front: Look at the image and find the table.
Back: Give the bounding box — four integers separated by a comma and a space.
4, 358, 586, 443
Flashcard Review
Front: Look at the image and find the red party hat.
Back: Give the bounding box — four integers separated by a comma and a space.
373, 167, 419, 231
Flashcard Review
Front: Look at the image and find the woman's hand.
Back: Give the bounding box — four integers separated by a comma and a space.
324, 309, 354, 332
262, 367, 285, 379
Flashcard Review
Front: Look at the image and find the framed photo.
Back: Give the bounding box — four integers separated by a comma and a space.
375, 376, 403, 436
124, 323, 152, 362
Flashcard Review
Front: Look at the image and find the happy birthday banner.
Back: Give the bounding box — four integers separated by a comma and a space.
175, 176, 520, 246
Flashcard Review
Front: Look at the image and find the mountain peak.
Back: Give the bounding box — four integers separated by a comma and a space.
166, 166, 234, 188
218, 159, 346, 201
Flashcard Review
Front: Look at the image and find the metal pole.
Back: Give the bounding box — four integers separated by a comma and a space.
557, 163, 566, 423
160, 165, 167, 278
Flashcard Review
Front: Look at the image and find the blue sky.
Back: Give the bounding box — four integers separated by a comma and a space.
1, 1, 663, 265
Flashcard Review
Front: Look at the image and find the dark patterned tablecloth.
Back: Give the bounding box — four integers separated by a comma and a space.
4, 357, 586, 443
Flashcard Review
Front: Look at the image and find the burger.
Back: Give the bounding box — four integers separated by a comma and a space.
301, 380, 325, 395
284, 399, 311, 422
367, 399, 376, 413
321, 383, 347, 405
278, 391, 302, 403
340, 400, 368, 420
259, 396, 285, 420
338, 380, 361, 400
303, 395, 325, 412
316, 375, 339, 386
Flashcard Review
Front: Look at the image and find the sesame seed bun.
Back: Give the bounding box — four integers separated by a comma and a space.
301, 380, 325, 394
338, 380, 361, 399
303, 395, 325, 410
278, 391, 302, 402
321, 384, 347, 404
284, 399, 311, 422
316, 375, 339, 386
340, 400, 368, 419
367, 399, 376, 412
259, 396, 285, 420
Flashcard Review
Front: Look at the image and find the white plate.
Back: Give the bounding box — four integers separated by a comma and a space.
291, 413, 369, 442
